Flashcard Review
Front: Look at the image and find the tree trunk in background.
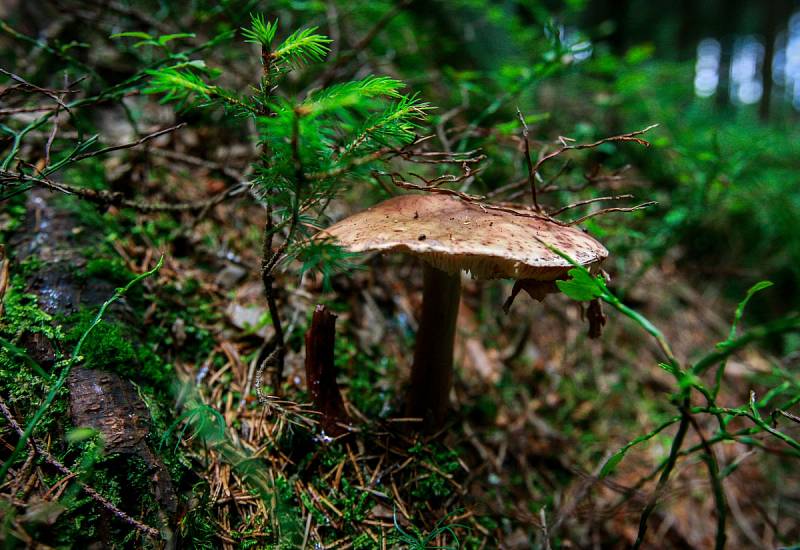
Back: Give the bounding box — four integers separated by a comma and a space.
760, 0, 794, 121
760, 0, 778, 121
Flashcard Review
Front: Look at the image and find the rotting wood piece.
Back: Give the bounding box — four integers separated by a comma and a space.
305, 304, 350, 437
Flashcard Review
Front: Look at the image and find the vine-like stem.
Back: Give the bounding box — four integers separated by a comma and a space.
633, 399, 691, 549
687, 414, 728, 550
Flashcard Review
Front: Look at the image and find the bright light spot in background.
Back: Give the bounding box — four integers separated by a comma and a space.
786, 12, 800, 109
694, 38, 721, 97
730, 36, 764, 104
550, 25, 593, 63
770, 11, 800, 110
695, 12, 800, 110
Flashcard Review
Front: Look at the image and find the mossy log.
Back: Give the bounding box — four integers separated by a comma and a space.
8, 190, 176, 533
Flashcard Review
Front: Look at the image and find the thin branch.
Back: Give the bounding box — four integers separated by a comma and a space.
534, 124, 657, 179
549, 194, 634, 217
0, 398, 160, 539
774, 409, 800, 425
568, 201, 657, 225
148, 147, 245, 181
517, 108, 540, 210
0, 67, 77, 113
687, 414, 728, 550
0, 169, 246, 213
382, 172, 562, 224
315, 0, 412, 88
0, 105, 61, 115
70, 123, 186, 163
633, 403, 691, 549
497, 125, 658, 198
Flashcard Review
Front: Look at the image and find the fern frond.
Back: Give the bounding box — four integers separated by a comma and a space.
242, 13, 278, 47
272, 27, 331, 67
301, 76, 404, 115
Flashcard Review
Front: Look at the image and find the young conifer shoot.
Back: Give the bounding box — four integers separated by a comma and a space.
144, 14, 431, 385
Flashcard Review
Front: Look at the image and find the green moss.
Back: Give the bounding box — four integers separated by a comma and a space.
82, 258, 136, 286
142, 277, 220, 365
335, 334, 396, 418
0, 367, 68, 438
61, 309, 171, 388
407, 442, 461, 500
0, 258, 55, 341
335, 478, 370, 523
180, 483, 218, 549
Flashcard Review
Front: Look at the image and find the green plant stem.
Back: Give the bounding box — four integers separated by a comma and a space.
687, 414, 727, 550
692, 315, 800, 376
0, 257, 163, 483
602, 293, 678, 370
633, 400, 691, 549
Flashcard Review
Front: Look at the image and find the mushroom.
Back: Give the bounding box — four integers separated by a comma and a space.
317, 193, 608, 431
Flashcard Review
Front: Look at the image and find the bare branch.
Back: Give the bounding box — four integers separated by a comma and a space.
517, 108, 540, 210
0, 168, 247, 213
567, 201, 657, 225
549, 194, 634, 217
71, 123, 187, 163
315, 0, 412, 88
0, 397, 161, 539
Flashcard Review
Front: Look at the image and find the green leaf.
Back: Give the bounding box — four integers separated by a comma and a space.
556, 267, 603, 301
302, 76, 405, 115
342, 94, 431, 155
600, 451, 625, 478
110, 31, 153, 40
157, 33, 196, 45
133, 40, 160, 48
657, 362, 678, 376
143, 68, 213, 104
729, 280, 773, 340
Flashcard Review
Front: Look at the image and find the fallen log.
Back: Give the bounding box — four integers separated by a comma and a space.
5, 190, 176, 542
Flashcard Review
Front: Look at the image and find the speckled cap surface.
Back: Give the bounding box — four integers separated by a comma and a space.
319, 194, 608, 280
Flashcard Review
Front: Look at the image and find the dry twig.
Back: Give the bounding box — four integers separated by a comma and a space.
0, 398, 161, 539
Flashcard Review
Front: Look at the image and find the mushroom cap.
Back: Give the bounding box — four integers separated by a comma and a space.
319, 194, 608, 280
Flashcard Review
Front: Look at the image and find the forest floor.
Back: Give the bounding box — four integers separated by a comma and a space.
2, 155, 789, 548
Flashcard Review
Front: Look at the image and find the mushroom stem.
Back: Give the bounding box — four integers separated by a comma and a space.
407, 263, 461, 432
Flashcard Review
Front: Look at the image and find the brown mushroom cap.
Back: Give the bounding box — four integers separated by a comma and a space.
319, 194, 608, 280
